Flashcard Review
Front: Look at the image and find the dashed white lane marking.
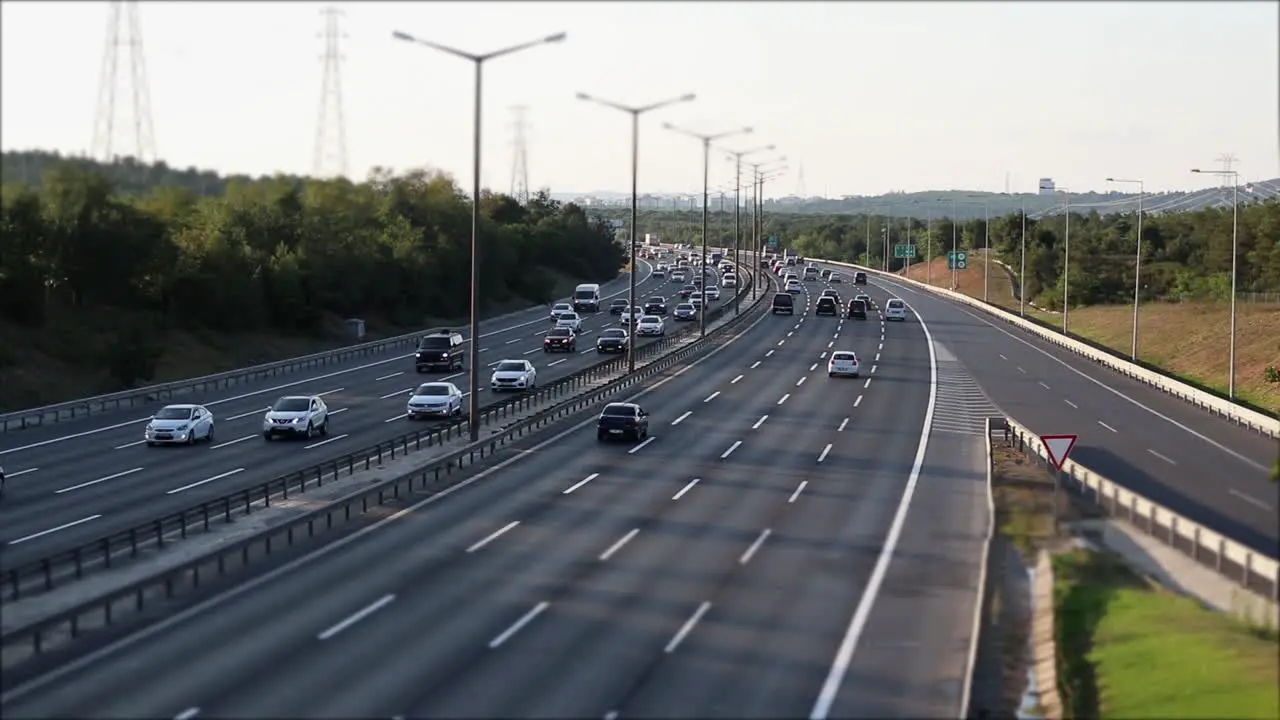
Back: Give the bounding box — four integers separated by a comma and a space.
599, 528, 639, 561
1064, 399, 1079, 409
317, 594, 395, 640
787, 480, 807, 503
672, 411, 692, 425
796, 377, 807, 387
6, 514, 103, 545
817, 444, 833, 463
751, 361, 762, 369
704, 391, 720, 403
1229, 489, 1272, 511
628, 436, 656, 454
739, 528, 772, 565
752, 415, 768, 429
777, 394, 790, 405
766, 349, 775, 357
731, 374, 743, 384
720, 441, 742, 459
1038, 381, 1051, 390
673, 477, 701, 500
225, 407, 270, 421
375, 371, 404, 380
467, 521, 520, 553
665, 601, 711, 653
563, 473, 598, 495
304, 433, 349, 450
863, 378, 872, 388
174, 708, 201, 720
381, 388, 411, 399
166, 468, 244, 495
55, 467, 144, 494
1147, 449, 1176, 465
488, 602, 549, 649
837, 417, 849, 432
1098, 420, 1118, 433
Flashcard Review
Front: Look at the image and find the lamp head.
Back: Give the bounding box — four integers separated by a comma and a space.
575, 92, 591, 101
678, 93, 696, 103
544, 32, 567, 43
392, 30, 414, 42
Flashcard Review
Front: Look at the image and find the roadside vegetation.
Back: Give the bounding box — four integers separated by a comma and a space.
0, 150, 625, 411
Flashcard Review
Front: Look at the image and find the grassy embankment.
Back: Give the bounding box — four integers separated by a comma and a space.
898, 251, 1280, 414
991, 445, 1279, 719
0, 273, 582, 412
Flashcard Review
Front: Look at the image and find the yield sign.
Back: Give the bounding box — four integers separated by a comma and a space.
1040, 434, 1078, 471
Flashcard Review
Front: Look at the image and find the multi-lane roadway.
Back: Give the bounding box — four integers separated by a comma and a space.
0, 261, 748, 566
840, 264, 1279, 557
1, 273, 990, 718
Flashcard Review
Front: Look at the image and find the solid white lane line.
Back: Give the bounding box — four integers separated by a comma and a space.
317, 388, 344, 397
375, 371, 404, 381
1147, 449, 1176, 465
225, 407, 270, 421
381, 388, 412, 399
174, 708, 200, 720
796, 377, 807, 387
731, 374, 743, 384
777, 394, 790, 405
750, 361, 762, 369
1229, 488, 1272, 511
114, 440, 146, 449
704, 391, 720, 403
752, 415, 768, 430
863, 378, 872, 388
599, 528, 639, 561
317, 594, 395, 640
563, 473, 599, 495
547, 359, 567, 367
739, 528, 772, 565
489, 602, 550, 649
837, 418, 849, 432
672, 411, 692, 426
672, 478, 700, 500
56, 467, 144, 494
166, 468, 245, 495
628, 436, 656, 454
1065, 399, 1079, 409
817, 444, 832, 463
720, 441, 742, 459
211, 434, 254, 449
766, 349, 776, 357
1098, 420, 1118, 433
665, 601, 711, 653
7, 515, 103, 545
4, 467, 38, 478
304, 434, 349, 449
467, 521, 520, 553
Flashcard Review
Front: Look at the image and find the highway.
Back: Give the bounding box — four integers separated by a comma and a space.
0, 274, 990, 719
0, 260, 747, 565
836, 264, 1279, 557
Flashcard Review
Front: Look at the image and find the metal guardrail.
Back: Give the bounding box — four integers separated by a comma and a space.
999, 414, 1279, 600
0, 270, 773, 671
1, 271, 760, 603
815, 259, 1280, 438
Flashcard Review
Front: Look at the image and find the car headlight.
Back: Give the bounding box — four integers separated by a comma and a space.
291, 417, 304, 424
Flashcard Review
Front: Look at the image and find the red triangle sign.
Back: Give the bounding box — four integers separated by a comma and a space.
1040, 434, 1078, 471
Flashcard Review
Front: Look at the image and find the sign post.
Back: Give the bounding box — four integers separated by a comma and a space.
1040, 433, 1078, 533
947, 250, 969, 270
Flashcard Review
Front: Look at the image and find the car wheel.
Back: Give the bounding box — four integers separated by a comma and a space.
187, 431, 196, 446
828, 372, 834, 377
262, 433, 272, 442
206, 425, 215, 443
320, 418, 329, 436
146, 441, 155, 447
305, 422, 314, 439
597, 431, 606, 441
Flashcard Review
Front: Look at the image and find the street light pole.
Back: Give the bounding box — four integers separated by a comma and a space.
983, 200, 990, 303
1191, 168, 1240, 398
393, 29, 566, 443
725, 144, 775, 310
665, 123, 753, 337
577, 91, 696, 373
1060, 188, 1072, 334
1106, 177, 1145, 360
1020, 198, 1027, 317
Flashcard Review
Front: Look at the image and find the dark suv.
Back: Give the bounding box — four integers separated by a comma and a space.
815, 296, 838, 316
854, 271, 868, 285
643, 297, 667, 315
848, 299, 867, 320
771, 292, 794, 315
597, 402, 649, 442
415, 331, 465, 372
544, 327, 577, 353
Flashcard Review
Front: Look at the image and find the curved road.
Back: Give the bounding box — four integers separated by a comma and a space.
0, 262, 749, 565
1, 275, 989, 718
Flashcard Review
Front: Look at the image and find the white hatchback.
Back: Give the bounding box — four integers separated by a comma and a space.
885, 298, 908, 321
636, 315, 665, 336
828, 351, 861, 378
704, 285, 721, 300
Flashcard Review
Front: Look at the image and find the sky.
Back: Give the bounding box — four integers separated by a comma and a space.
2, 1, 1277, 198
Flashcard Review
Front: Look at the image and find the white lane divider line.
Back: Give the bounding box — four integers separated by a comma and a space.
381, 388, 412, 399
375, 371, 404, 381
720, 440, 742, 459
777, 394, 790, 406
752, 415, 768, 430
505, 338, 521, 344
863, 378, 872, 388
522, 348, 540, 355
750, 360, 761, 369
998, 354, 1008, 360
766, 349, 776, 357
854, 395, 863, 408
739, 529, 772, 565
7, 514, 103, 545
787, 331, 794, 338
731, 374, 743, 384
317, 594, 395, 640
114, 440, 146, 449
1147, 449, 1177, 465
796, 377, 807, 387
563, 473, 599, 495
1229, 488, 1272, 511
304, 433, 349, 450
317, 388, 344, 397
870, 364, 878, 374
874, 353, 880, 362
809, 363, 818, 371
672, 411, 692, 426
166, 468, 245, 495
488, 601, 550, 649
1016, 367, 1027, 374
174, 708, 201, 720
1098, 420, 1118, 433
777, 340, 786, 346
56, 467, 144, 494
704, 391, 720, 403
837, 418, 849, 432
225, 407, 270, 421
665, 601, 711, 654
673, 477, 700, 499
827, 341, 834, 348
628, 436, 657, 454
328, 408, 349, 416
1064, 399, 1079, 409
548, 359, 567, 367
820, 351, 827, 359
211, 434, 254, 450
817, 444, 833, 463
467, 520, 520, 553
1038, 381, 1051, 390
599, 528, 640, 561
4, 467, 38, 478
878, 342, 883, 351
383, 413, 407, 423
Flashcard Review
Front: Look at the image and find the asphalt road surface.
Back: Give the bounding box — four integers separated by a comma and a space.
833, 263, 1278, 557
0, 261, 751, 565
1, 275, 990, 719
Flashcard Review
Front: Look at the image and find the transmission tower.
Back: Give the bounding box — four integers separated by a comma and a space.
795, 162, 807, 198
312, 6, 349, 178
91, 1, 157, 163
510, 105, 531, 203
1215, 153, 1238, 187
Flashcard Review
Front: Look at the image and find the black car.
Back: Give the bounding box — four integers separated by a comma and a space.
821, 289, 840, 301
771, 292, 794, 315
815, 296, 839, 316
415, 331, 465, 372
643, 297, 667, 315
609, 299, 629, 315
596, 328, 630, 354
543, 328, 577, 352
848, 299, 867, 319
597, 402, 650, 442
821, 269, 832, 280
854, 271, 868, 285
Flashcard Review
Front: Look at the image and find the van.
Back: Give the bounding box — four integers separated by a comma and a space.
885, 297, 907, 321
771, 293, 794, 315
854, 271, 868, 285
415, 330, 466, 372
572, 283, 601, 312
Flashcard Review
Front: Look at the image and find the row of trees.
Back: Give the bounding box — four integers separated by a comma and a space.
0, 152, 626, 388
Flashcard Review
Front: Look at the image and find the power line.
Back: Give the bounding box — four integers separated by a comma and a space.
91, 1, 157, 163
510, 105, 531, 203
312, 6, 349, 178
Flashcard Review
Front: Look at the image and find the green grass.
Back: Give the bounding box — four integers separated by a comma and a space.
1053, 549, 1280, 719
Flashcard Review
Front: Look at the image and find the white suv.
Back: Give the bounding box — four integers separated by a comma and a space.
263, 395, 329, 440
885, 297, 908, 321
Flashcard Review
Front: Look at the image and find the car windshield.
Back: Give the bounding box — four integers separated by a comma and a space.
677, 304, 694, 311
601, 329, 626, 338
272, 398, 310, 412
496, 362, 526, 372
611, 300, 627, 306
832, 352, 857, 361
888, 300, 904, 308
818, 298, 835, 305
154, 407, 194, 420
418, 336, 452, 349
573, 290, 596, 300
647, 298, 663, 304
601, 404, 636, 417
415, 384, 450, 396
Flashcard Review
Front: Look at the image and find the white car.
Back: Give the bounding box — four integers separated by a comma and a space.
556, 312, 583, 332
786, 279, 803, 294
636, 315, 665, 336
618, 307, 644, 325
407, 382, 465, 418
263, 395, 329, 440
704, 285, 721, 301
654, 264, 668, 278
145, 404, 215, 446
549, 302, 574, 322
490, 360, 537, 393
829, 273, 843, 283
885, 297, 908, 321
828, 351, 861, 377
689, 291, 704, 308
722, 275, 737, 288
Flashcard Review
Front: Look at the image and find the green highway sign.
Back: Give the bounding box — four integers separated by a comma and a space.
948, 250, 969, 270
767, 236, 780, 249
894, 244, 916, 259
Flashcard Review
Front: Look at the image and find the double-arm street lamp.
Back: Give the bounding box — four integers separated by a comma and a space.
664, 123, 754, 336
724, 144, 776, 310
576, 92, 697, 371
1105, 177, 1145, 360
1191, 167, 1240, 399
755, 160, 788, 275
392, 29, 566, 442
